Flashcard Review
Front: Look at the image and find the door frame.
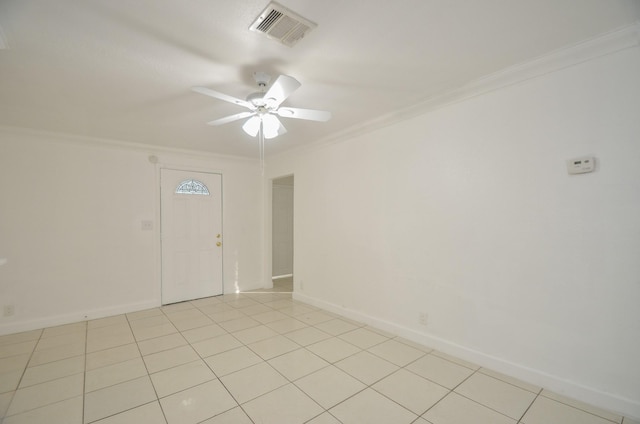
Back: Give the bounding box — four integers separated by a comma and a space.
157, 164, 224, 305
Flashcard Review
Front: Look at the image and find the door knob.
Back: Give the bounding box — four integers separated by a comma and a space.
216, 242, 222, 247
216, 234, 221, 238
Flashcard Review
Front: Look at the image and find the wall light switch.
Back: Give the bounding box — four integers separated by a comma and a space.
141, 220, 154, 231
566, 156, 595, 175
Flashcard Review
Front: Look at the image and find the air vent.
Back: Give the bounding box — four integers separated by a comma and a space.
249, 2, 317, 47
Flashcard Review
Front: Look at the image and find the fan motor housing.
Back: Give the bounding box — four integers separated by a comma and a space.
246, 92, 267, 107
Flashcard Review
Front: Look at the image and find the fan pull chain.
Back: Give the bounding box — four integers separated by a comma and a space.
259, 119, 265, 175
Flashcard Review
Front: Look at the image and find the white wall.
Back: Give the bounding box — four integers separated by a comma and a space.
267, 44, 640, 417
272, 181, 294, 277
0, 129, 263, 335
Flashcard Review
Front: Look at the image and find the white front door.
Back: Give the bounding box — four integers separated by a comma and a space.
161, 169, 223, 304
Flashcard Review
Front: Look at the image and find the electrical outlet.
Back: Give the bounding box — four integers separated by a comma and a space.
419, 312, 428, 326
3, 305, 15, 317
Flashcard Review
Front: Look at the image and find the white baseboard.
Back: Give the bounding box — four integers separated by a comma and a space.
0, 299, 160, 336
293, 292, 640, 421
230, 281, 270, 292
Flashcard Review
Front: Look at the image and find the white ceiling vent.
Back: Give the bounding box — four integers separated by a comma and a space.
249, 2, 317, 47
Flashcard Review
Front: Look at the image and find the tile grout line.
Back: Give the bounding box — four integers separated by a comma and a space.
38, 306, 460, 422
125, 308, 170, 424
6, 293, 625, 424
536, 391, 625, 424
291, 328, 422, 422
4, 299, 309, 422
452, 374, 529, 423
516, 388, 544, 424
3, 324, 88, 420
452, 366, 546, 423
293, 374, 368, 420
13, 329, 44, 386
190, 295, 343, 422
82, 319, 88, 424
412, 360, 478, 420
4, 298, 454, 423
184, 299, 260, 424
2, 328, 43, 420
225, 293, 333, 422
382, 342, 541, 422
86, 317, 148, 422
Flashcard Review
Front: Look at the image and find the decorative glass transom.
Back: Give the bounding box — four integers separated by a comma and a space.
175, 179, 210, 195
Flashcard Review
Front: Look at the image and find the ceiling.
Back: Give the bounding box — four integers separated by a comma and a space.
1, 1, 639, 158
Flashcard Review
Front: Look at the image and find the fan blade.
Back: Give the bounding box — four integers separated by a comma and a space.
207, 111, 255, 126
276, 107, 331, 122
192, 86, 253, 109
275, 119, 288, 137
263, 75, 301, 108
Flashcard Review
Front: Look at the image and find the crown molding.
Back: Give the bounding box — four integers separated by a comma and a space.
287, 21, 640, 158
0, 125, 258, 163
410, 21, 640, 117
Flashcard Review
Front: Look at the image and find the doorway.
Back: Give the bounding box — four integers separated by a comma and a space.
271, 175, 294, 292
160, 169, 223, 304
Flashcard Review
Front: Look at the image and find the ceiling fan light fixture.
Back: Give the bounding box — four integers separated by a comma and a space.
242, 114, 281, 139
262, 114, 281, 139
242, 116, 261, 137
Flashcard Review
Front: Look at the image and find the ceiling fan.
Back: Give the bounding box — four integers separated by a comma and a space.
192, 72, 331, 140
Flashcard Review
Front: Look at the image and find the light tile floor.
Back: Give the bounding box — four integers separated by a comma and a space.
0, 291, 636, 424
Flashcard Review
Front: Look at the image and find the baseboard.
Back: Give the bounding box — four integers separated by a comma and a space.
293, 292, 640, 421
0, 299, 160, 336
231, 281, 270, 292
272, 274, 293, 280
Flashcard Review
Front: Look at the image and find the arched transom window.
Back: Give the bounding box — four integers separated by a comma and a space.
175, 179, 210, 195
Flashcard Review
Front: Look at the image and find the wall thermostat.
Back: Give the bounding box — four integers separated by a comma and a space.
566, 156, 595, 174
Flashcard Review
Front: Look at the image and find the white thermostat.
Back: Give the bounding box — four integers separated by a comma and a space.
566, 156, 595, 174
